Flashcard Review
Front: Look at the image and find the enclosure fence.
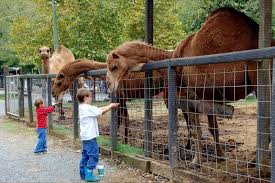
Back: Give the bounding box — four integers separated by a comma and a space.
5, 46, 275, 182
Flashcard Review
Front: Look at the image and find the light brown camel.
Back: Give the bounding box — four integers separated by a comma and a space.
106, 7, 274, 165
38, 45, 75, 75
38, 45, 83, 119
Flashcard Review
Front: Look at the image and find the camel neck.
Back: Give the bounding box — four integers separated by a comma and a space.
42, 58, 50, 74
142, 45, 173, 61
65, 60, 107, 78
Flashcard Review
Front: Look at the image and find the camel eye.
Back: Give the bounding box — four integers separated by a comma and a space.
55, 82, 62, 86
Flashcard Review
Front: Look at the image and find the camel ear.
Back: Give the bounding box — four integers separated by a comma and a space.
50, 48, 52, 53
112, 52, 120, 59
129, 63, 145, 72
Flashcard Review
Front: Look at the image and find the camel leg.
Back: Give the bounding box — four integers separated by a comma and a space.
182, 112, 192, 150
189, 113, 202, 165
58, 101, 66, 120
207, 115, 224, 157
117, 98, 129, 144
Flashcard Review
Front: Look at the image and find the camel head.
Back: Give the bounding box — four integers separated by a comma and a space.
106, 41, 156, 92
38, 46, 52, 60
52, 71, 71, 99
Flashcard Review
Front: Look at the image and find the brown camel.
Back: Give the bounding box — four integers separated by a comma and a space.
38, 45, 83, 119
51, 59, 168, 144
106, 7, 274, 165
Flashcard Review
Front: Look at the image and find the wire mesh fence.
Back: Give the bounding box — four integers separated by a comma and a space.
4, 47, 275, 183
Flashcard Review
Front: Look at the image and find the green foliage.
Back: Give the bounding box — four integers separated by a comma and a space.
177, 0, 260, 35
1, 0, 274, 72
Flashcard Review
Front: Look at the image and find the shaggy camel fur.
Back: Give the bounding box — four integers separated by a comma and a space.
106, 7, 273, 165
38, 45, 83, 119
38, 45, 75, 75
52, 60, 107, 98
51, 59, 168, 144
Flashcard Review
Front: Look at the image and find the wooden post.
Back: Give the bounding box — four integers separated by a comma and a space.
256, 0, 272, 172
168, 66, 178, 181
47, 78, 53, 130
18, 77, 24, 117
110, 91, 118, 152
73, 79, 79, 139
3, 65, 9, 116
145, 0, 153, 45
27, 78, 33, 123
144, 71, 153, 157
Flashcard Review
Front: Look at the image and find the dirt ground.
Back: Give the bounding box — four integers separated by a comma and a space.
0, 117, 169, 183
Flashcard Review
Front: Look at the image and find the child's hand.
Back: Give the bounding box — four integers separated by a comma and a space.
53, 101, 61, 106
110, 103, 119, 108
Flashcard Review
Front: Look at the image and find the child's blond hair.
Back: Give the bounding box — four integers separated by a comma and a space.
34, 97, 44, 108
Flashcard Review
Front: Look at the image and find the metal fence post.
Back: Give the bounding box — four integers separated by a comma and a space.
145, 0, 153, 45
27, 78, 33, 123
18, 77, 24, 118
110, 91, 118, 152
144, 71, 153, 157
168, 66, 178, 181
271, 57, 275, 182
73, 79, 79, 139
257, 0, 272, 171
47, 78, 53, 130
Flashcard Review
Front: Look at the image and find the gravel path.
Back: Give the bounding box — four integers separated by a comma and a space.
0, 118, 169, 183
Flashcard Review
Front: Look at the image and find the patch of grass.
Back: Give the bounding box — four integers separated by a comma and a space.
97, 136, 143, 156
117, 143, 143, 155
0, 94, 5, 100
230, 95, 257, 107
0, 120, 32, 133
51, 124, 72, 136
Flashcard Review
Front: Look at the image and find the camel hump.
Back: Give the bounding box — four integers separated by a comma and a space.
52, 44, 75, 62
208, 7, 258, 31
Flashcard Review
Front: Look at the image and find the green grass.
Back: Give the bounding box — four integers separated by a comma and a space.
97, 136, 143, 156
231, 95, 257, 107
49, 124, 143, 156
0, 94, 5, 100
0, 120, 33, 133
51, 124, 72, 136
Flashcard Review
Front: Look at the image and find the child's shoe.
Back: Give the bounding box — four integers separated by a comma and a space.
84, 167, 99, 182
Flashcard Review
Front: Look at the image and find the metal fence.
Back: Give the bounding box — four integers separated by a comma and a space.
5, 47, 275, 182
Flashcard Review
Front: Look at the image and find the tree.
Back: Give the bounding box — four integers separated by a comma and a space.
177, 0, 261, 35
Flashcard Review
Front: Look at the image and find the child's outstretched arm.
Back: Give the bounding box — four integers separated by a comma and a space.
100, 103, 119, 114
44, 101, 61, 113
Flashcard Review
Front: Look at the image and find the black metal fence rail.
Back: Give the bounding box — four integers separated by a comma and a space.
5, 46, 275, 182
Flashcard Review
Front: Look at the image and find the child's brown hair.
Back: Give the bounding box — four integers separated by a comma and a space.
34, 97, 44, 108
77, 88, 92, 103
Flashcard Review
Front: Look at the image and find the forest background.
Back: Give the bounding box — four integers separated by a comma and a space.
0, 0, 274, 73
